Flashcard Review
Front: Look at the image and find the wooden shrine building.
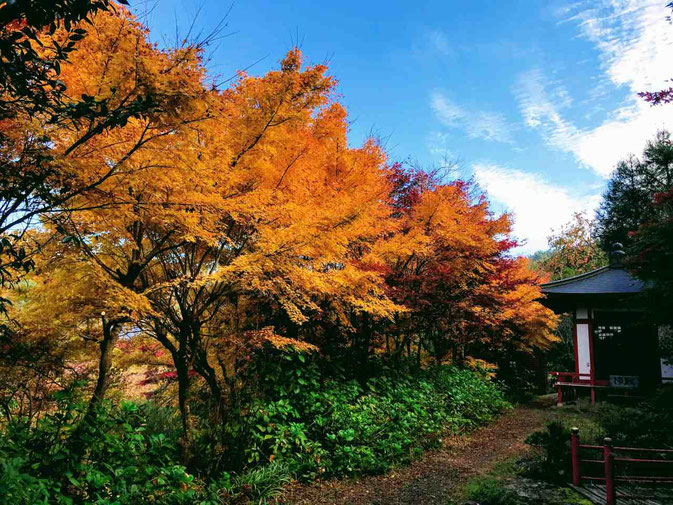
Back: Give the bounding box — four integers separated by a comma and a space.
540, 243, 673, 405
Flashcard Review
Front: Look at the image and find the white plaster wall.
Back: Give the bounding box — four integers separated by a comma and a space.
577, 323, 591, 376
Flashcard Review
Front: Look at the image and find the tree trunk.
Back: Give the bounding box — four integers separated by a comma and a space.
193, 349, 224, 422
176, 358, 194, 467
69, 317, 123, 469
87, 318, 121, 412
534, 348, 548, 394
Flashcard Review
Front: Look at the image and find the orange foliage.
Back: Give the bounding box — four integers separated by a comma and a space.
4, 5, 558, 430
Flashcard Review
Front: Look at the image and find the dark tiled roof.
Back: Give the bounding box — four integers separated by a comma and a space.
540, 266, 645, 295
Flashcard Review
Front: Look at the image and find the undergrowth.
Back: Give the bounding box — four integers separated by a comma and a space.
0, 349, 510, 504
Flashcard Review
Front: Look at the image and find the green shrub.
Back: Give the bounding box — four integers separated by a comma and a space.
0, 391, 207, 505
215, 348, 510, 480
0, 456, 51, 504
525, 421, 571, 483
465, 476, 524, 505
0, 350, 511, 502
526, 387, 673, 486
230, 462, 291, 504
597, 386, 673, 448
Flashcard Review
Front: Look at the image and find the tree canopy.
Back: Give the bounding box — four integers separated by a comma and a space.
532, 212, 607, 281
596, 130, 673, 251
0, 1, 558, 470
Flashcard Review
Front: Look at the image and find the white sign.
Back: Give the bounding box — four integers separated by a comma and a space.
610, 375, 639, 389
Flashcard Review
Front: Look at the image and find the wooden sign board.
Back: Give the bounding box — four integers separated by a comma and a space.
609, 375, 639, 389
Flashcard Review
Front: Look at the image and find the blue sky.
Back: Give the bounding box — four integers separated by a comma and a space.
136, 0, 673, 253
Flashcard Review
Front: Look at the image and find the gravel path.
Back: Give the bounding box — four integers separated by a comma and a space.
279, 397, 556, 505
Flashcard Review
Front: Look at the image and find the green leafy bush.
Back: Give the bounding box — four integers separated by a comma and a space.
230, 462, 291, 504
465, 476, 524, 505
526, 388, 673, 486
215, 348, 510, 480
0, 350, 511, 503
0, 390, 206, 505
525, 421, 572, 483
597, 386, 673, 448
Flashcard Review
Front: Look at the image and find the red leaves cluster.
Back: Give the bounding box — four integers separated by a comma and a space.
382, 164, 557, 359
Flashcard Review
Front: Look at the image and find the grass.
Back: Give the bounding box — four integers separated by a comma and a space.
447, 399, 601, 505
448, 456, 593, 505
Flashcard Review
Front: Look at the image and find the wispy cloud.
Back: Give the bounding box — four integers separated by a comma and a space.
519, 1, 673, 177
516, 69, 579, 153
473, 163, 601, 253
426, 131, 452, 158
426, 29, 452, 56
430, 91, 515, 144
569, 0, 673, 94
431, 92, 464, 127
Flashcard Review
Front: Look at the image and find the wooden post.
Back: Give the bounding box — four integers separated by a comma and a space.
557, 384, 563, 407
604, 437, 615, 505
571, 427, 580, 486
590, 385, 596, 405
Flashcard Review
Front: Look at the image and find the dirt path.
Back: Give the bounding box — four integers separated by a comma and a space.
280, 397, 556, 505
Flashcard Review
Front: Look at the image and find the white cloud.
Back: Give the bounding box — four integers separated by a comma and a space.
473, 164, 602, 253
516, 69, 580, 153
427, 30, 452, 56
519, 1, 673, 177
570, 0, 673, 93
430, 91, 515, 144
572, 104, 671, 175
426, 131, 452, 157
431, 92, 464, 127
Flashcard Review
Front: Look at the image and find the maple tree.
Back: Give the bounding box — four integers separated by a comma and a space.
29, 14, 399, 459
0, 0, 157, 302
131, 49, 400, 462
0, 2, 559, 473
533, 212, 607, 281
376, 164, 557, 365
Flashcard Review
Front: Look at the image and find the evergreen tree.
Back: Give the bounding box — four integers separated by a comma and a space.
596, 130, 673, 250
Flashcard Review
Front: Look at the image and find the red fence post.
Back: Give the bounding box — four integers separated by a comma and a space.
571, 427, 580, 486
557, 384, 563, 406
604, 437, 615, 505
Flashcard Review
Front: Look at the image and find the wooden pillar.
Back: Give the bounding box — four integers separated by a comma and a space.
575, 306, 595, 405
604, 437, 615, 505
557, 384, 563, 407
571, 427, 580, 486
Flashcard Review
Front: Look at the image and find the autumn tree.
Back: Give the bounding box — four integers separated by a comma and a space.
0, 0, 161, 299
136, 50, 400, 462
0, 239, 144, 423
39, 28, 399, 462
382, 165, 557, 365
532, 212, 607, 281
4, 6, 219, 453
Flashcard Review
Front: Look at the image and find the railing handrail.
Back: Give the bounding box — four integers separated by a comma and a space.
614, 446, 673, 454
571, 428, 673, 505
614, 457, 673, 463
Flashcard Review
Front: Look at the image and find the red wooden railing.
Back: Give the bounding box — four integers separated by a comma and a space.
571, 428, 673, 504
551, 371, 609, 405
